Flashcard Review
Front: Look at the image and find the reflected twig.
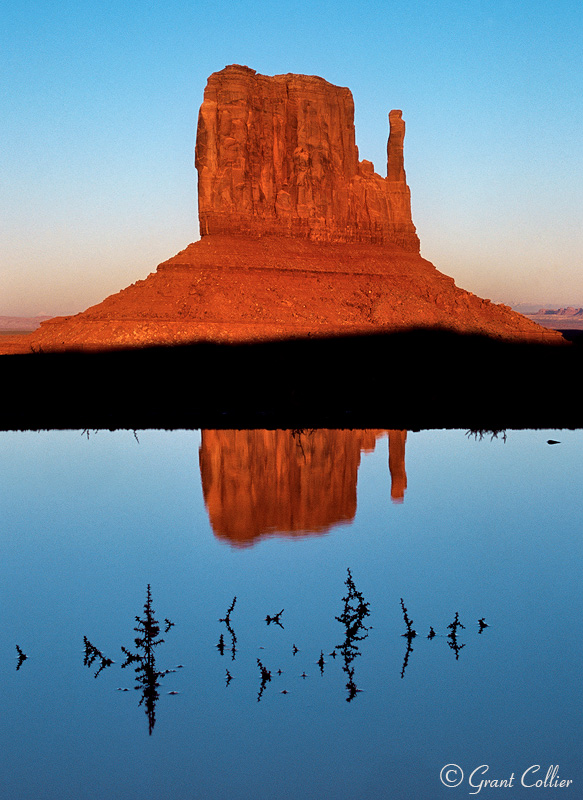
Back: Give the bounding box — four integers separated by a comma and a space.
265, 609, 284, 629
257, 658, 271, 702
291, 428, 315, 462
465, 429, 507, 442
399, 599, 417, 678
15, 644, 27, 671
219, 596, 237, 660
83, 636, 114, 678
447, 612, 466, 660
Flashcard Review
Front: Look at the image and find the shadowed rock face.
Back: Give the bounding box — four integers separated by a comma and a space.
195, 64, 420, 251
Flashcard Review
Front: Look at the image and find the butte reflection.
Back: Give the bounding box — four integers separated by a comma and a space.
199, 429, 407, 546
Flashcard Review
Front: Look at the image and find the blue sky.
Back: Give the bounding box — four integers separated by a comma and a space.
1, 0, 581, 316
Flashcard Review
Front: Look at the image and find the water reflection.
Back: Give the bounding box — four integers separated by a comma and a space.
199, 429, 408, 545
218, 596, 237, 660
400, 598, 417, 679
335, 568, 371, 701
15, 644, 27, 671
2, 427, 579, 796
83, 637, 115, 678
119, 584, 175, 735
388, 429, 407, 502
447, 611, 466, 660
84, 585, 176, 735
77, 581, 490, 732
399, 601, 490, 678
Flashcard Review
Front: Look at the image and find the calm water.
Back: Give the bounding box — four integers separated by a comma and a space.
0, 428, 580, 799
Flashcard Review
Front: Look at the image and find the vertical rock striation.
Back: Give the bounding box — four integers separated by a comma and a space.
195, 64, 420, 251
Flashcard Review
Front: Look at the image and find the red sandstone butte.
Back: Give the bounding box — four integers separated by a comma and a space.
0, 64, 563, 354
196, 65, 419, 251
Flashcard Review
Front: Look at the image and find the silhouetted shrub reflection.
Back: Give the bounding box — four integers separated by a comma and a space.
399, 600, 489, 677
119, 585, 174, 735
256, 658, 272, 702
15, 644, 27, 671
335, 568, 371, 701
265, 609, 284, 629
400, 598, 417, 679
465, 429, 507, 442
83, 637, 114, 678
447, 611, 466, 660
77, 580, 490, 731
218, 596, 237, 660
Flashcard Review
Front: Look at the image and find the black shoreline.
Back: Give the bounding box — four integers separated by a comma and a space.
1, 329, 582, 431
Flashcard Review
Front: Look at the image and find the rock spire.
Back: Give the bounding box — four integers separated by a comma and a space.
195, 64, 420, 251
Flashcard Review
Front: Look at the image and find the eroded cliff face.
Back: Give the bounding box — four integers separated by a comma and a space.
0, 65, 565, 356
195, 64, 420, 251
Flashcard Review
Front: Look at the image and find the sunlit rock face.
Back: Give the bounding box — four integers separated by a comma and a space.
195, 64, 420, 252
1, 65, 565, 355
198, 429, 408, 546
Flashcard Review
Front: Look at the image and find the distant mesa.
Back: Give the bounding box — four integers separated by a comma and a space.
0, 315, 52, 332
526, 307, 583, 332
538, 307, 583, 316
0, 64, 563, 354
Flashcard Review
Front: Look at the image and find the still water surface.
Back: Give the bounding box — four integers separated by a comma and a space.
0, 428, 581, 799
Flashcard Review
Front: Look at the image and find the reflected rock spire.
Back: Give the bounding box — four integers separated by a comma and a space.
199, 429, 409, 545
388, 430, 407, 503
